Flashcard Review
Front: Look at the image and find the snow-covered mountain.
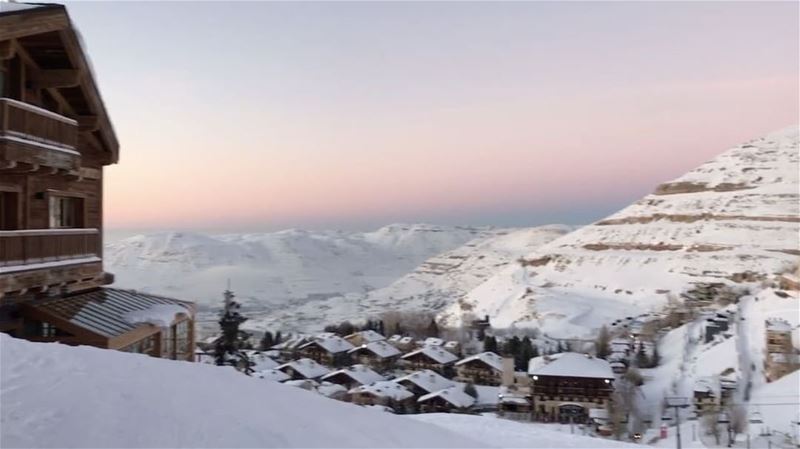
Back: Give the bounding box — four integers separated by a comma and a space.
245, 225, 569, 332
441, 126, 800, 336
105, 224, 500, 310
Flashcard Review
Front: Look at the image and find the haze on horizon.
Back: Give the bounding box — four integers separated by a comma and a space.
64, 1, 799, 232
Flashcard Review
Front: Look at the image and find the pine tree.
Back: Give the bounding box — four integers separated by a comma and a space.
259, 331, 274, 351
483, 335, 498, 353
504, 336, 521, 357
377, 320, 385, 336
214, 289, 253, 374
650, 344, 660, 368
517, 336, 535, 370
426, 318, 440, 338
274, 331, 283, 345
635, 341, 649, 368
595, 325, 611, 359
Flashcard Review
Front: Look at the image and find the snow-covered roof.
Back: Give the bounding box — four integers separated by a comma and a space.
345, 330, 385, 343
766, 318, 792, 332
256, 369, 290, 382
424, 337, 444, 346
418, 387, 475, 409
271, 335, 309, 350
276, 358, 330, 379
284, 379, 318, 390
444, 341, 459, 349
693, 379, 715, 394
396, 370, 456, 393
317, 382, 347, 398
348, 340, 402, 358
399, 336, 414, 344
388, 334, 402, 342
455, 351, 504, 372
121, 303, 189, 327
299, 335, 355, 354
401, 346, 458, 365
349, 381, 414, 401
321, 364, 385, 386
248, 353, 279, 371
528, 353, 614, 379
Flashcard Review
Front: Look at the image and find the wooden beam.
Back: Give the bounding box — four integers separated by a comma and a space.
32, 69, 82, 89
76, 115, 99, 132
0, 41, 14, 60
0, 7, 69, 41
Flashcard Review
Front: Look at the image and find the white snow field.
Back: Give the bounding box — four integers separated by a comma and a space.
441, 126, 800, 336
0, 335, 643, 449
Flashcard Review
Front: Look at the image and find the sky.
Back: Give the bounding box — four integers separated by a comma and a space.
63, 1, 799, 232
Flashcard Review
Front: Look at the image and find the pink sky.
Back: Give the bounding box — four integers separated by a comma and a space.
65, 2, 799, 231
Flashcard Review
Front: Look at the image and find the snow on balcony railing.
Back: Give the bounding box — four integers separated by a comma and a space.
0, 98, 78, 152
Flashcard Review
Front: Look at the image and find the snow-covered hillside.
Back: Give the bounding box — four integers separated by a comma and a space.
243, 225, 569, 332
442, 126, 800, 336
106, 224, 496, 309
0, 335, 643, 448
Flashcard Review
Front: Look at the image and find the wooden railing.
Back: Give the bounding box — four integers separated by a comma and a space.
0, 229, 100, 268
0, 97, 78, 151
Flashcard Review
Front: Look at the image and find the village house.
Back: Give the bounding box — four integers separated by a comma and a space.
343, 329, 385, 346
779, 267, 800, 291
498, 385, 533, 421
348, 381, 415, 411
454, 351, 505, 386
401, 345, 458, 374
320, 364, 385, 390
693, 378, 718, 414
528, 352, 615, 423
387, 335, 415, 352
0, 4, 195, 360
347, 340, 401, 371
276, 358, 330, 381
297, 334, 354, 366
395, 369, 456, 397
443, 340, 461, 355
270, 335, 310, 362
764, 318, 798, 381
417, 386, 476, 413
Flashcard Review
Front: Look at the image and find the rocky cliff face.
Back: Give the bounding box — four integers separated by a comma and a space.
440, 126, 799, 337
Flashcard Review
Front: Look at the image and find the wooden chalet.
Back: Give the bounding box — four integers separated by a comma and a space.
319, 364, 384, 390
297, 334, 354, 366
454, 351, 505, 386
417, 386, 475, 413
348, 381, 415, 411
400, 345, 458, 374
692, 379, 718, 414
0, 3, 195, 359
343, 329, 385, 346
528, 353, 614, 423
347, 340, 401, 371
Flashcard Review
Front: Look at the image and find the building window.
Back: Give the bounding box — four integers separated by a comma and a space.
48, 195, 84, 228
0, 191, 19, 230
41, 322, 56, 338
162, 326, 174, 359
175, 319, 190, 357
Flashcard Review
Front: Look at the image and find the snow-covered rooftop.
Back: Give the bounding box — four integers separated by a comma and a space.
424, 337, 444, 347
256, 369, 290, 382
418, 387, 475, 409
321, 364, 385, 386
396, 370, 456, 393
121, 303, 189, 328
348, 340, 401, 358
402, 346, 458, 365
345, 330, 385, 343
349, 381, 414, 401
276, 358, 330, 379
299, 335, 355, 354
766, 318, 792, 332
528, 353, 614, 379
455, 352, 504, 372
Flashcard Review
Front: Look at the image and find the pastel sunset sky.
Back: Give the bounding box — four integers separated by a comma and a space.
65, 1, 799, 232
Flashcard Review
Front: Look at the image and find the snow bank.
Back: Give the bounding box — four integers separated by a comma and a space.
121, 303, 189, 327
0, 335, 482, 448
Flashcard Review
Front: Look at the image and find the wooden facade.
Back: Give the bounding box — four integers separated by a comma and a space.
0, 4, 194, 359
531, 376, 613, 423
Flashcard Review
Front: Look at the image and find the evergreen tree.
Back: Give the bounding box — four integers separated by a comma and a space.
483, 335, 498, 353
531, 343, 540, 359
274, 331, 283, 345
650, 344, 660, 368
377, 320, 385, 336
517, 336, 535, 370
259, 331, 274, 351
426, 318, 440, 338
635, 341, 649, 368
595, 325, 611, 359
214, 289, 253, 374
504, 336, 521, 357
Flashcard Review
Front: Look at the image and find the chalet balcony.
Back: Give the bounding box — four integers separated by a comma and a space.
0, 98, 80, 172
0, 228, 100, 269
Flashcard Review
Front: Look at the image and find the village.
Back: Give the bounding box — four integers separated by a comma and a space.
193, 275, 800, 444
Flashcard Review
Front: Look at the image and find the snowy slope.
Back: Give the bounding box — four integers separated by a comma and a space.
0, 336, 646, 449
442, 126, 800, 336
106, 224, 496, 309
243, 225, 568, 332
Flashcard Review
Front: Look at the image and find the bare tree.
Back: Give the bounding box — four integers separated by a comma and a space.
595, 325, 611, 359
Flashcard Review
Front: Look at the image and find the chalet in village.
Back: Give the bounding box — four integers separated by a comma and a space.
0, 2, 195, 359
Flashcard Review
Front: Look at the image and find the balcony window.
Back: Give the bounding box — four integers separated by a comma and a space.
49, 195, 84, 228
41, 322, 56, 338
